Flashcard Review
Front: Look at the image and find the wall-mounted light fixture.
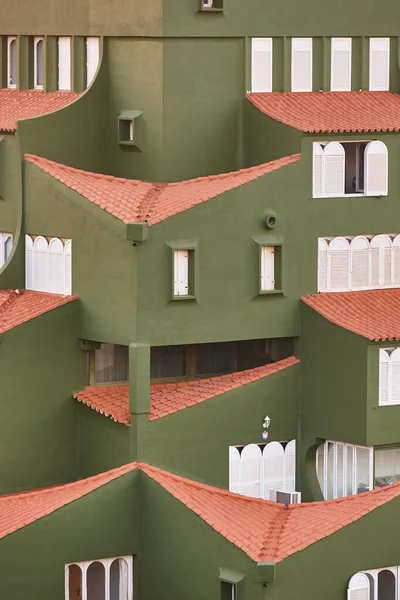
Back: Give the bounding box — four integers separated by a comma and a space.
262, 415, 271, 441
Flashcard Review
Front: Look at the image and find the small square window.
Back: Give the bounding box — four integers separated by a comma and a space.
173, 249, 195, 299
200, 0, 224, 10
118, 110, 142, 147
260, 245, 282, 293
220, 581, 237, 600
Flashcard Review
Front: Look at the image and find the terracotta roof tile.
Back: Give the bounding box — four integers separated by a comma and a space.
73, 357, 299, 425
302, 289, 400, 341
0, 463, 138, 540
140, 463, 400, 562
24, 154, 300, 226
0, 290, 77, 334
0, 89, 79, 132
246, 91, 400, 133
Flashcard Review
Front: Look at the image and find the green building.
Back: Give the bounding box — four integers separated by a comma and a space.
1, 0, 400, 598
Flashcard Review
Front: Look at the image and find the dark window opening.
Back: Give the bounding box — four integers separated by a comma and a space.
342, 142, 367, 194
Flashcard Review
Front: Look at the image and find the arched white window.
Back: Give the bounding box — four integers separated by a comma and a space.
262, 442, 285, 498
66, 564, 82, 600
110, 558, 129, 600
318, 238, 328, 292
365, 141, 388, 196
377, 569, 396, 600
328, 237, 350, 291
379, 349, 390, 405
49, 238, 64, 294
228, 446, 241, 494
324, 142, 345, 196
87, 561, 106, 600
34, 37, 44, 89
313, 143, 324, 198
0, 233, 13, 268
350, 236, 370, 290
86, 37, 100, 88
8, 37, 17, 88
390, 349, 400, 405
393, 235, 400, 286
64, 239, 72, 295
33, 236, 49, 292
25, 235, 34, 289
371, 234, 392, 288
284, 440, 296, 492
347, 573, 371, 600
65, 556, 133, 600
241, 444, 262, 498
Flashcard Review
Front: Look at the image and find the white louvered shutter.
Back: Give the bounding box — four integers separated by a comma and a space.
347, 573, 371, 600
251, 38, 272, 92
7, 37, 16, 88
369, 38, 390, 91
391, 349, 400, 405
241, 444, 262, 498
291, 38, 312, 92
261, 246, 275, 291
364, 141, 388, 196
49, 238, 64, 294
25, 235, 34, 289
371, 235, 392, 288
64, 240, 72, 295
58, 37, 71, 90
350, 237, 370, 290
173, 250, 189, 296
229, 447, 241, 494
262, 442, 285, 498
392, 235, 400, 286
86, 37, 100, 87
318, 238, 328, 292
4, 235, 12, 263
33, 236, 49, 292
379, 350, 390, 405
331, 38, 352, 91
324, 142, 345, 196
313, 143, 323, 197
328, 237, 350, 291
284, 440, 296, 492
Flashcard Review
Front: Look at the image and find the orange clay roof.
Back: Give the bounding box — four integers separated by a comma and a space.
73, 357, 299, 426
0, 89, 79, 132
0, 290, 77, 334
3, 461, 400, 561
0, 463, 138, 540
24, 153, 300, 226
302, 289, 400, 342
246, 91, 400, 134
140, 463, 400, 562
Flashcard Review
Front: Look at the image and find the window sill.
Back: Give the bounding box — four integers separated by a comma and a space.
378, 403, 400, 408
311, 193, 387, 199
198, 7, 224, 11
171, 295, 196, 301
258, 289, 284, 296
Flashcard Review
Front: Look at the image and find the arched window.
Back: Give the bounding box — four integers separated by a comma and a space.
86, 561, 106, 600
49, 238, 64, 294
350, 236, 370, 290
64, 239, 72, 295
228, 446, 241, 494
379, 349, 390, 405
25, 235, 34, 289
241, 444, 262, 498
347, 573, 371, 600
371, 235, 392, 288
8, 37, 17, 88
67, 564, 82, 600
365, 141, 388, 196
328, 237, 350, 291
390, 349, 400, 405
4, 235, 12, 262
392, 235, 400, 286
284, 440, 296, 492
34, 38, 44, 89
324, 142, 345, 196
313, 143, 324, 197
377, 569, 396, 600
318, 238, 328, 292
262, 442, 285, 498
110, 558, 129, 600
33, 236, 49, 292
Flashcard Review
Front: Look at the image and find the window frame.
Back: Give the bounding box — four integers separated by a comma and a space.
369, 37, 390, 91
167, 241, 197, 301
58, 36, 71, 91
7, 36, 17, 89
0, 232, 13, 268
330, 37, 352, 92
291, 37, 313, 92
258, 242, 283, 295
65, 555, 133, 600
251, 37, 273, 93
379, 348, 400, 407
34, 36, 44, 90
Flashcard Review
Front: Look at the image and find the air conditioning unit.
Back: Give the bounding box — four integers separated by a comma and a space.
268, 490, 302, 505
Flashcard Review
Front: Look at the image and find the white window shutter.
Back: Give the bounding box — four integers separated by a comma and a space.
86, 37, 100, 87
379, 350, 390, 405
318, 238, 328, 292
371, 235, 392, 288
251, 38, 272, 92
313, 143, 324, 197
392, 235, 400, 286
64, 240, 72, 295
284, 440, 296, 492
229, 447, 241, 494
369, 38, 390, 91
241, 444, 262, 498
364, 141, 388, 196
25, 235, 34, 289
324, 142, 345, 196
58, 37, 71, 90
328, 237, 350, 291
291, 38, 312, 92
390, 349, 400, 405
173, 250, 189, 296
350, 236, 370, 290
7, 37, 17, 88
49, 238, 64, 294
4, 235, 12, 263
262, 442, 285, 498
33, 236, 49, 292
331, 38, 352, 91
261, 246, 275, 291
347, 573, 371, 600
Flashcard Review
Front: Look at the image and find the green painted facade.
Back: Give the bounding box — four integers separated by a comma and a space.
1, 0, 400, 598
